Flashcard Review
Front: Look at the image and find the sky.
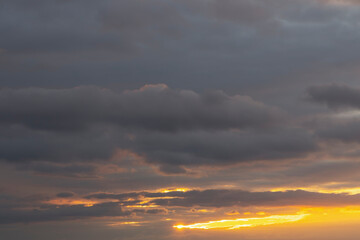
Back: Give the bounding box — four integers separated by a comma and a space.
2, 0, 360, 239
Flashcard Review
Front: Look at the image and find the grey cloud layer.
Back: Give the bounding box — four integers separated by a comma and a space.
0, 124, 119, 163
2, 0, 360, 94
307, 84, 360, 144
2, 188, 360, 224
0, 84, 280, 131
133, 129, 316, 172
3, 0, 360, 238
0, 84, 315, 174
0, 202, 131, 224
307, 84, 360, 109
87, 189, 360, 208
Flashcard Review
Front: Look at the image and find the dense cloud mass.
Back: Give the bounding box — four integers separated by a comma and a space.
3, 0, 360, 239
0, 84, 316, 173
132, 128, 316, 172
307, 84, 360, 109
0, 84, 281, 131
307, 84, 360, 144
0, 202, 131, 224
2, 189, 360, 224
317, 120, 360, 143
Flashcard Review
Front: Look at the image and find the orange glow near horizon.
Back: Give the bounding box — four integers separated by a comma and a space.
173, 206, 360, 231
269, 186, 360, 195
173, 214, 308, 230
160, 188, 191, 193
45, 199, 101, 207
107, 221, 142, 227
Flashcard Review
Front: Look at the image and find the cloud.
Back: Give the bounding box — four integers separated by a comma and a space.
131, 128, 316, 173
3, 0, 360, 238
0, 84, 313, 173
87, 189, 360, 208
321, 0, 360, 6
0, 202, 132, 224
181, 0, 273, 24
317, 120, 360, 143
0, 193, 169, 224
3, 0, 360, 94
17, 162, 98, 178
5, 187, 360, 225
306, 84, 360, 143
99, 0, 186, 39
307, 84, 360, 109
0, 0, 274, 55
0, 84, 281, 132
153, 189, 360, 207
56, 192, 75, 198
0, 124, 119, 163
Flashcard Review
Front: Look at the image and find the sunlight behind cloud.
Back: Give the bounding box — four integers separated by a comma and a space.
173, 214, 308, 230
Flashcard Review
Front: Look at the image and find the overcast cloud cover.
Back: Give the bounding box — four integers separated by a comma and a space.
2, 0, 360, 239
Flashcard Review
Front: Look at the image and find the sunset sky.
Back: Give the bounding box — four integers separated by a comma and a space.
3, 0, 360, 239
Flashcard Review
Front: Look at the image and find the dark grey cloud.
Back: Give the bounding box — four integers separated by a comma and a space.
132, 128, 316, 173
143, 208, 168, 215
85, 192, 143, 201
56, 192, 75, 198
2, 0, 360, 238
0, 0, 273, 56
317, 120, 360, 143
0, 124, 119, 163
0, 84, 315, 173
0, 0, 127, 54
99, 0, 186, 39
304, 83, 360, 143
86, 189, 360, 208
152, 189, 360, 207
0, 120, 315, 172
0, 202, 131, 224
2, 0, 360, 94
307, 84, 360, 109
0, 85, 281, 132
280, 160, 360, 185
17, 162, 98, 178
0, 193, 50, 210
0, 191, 171, 224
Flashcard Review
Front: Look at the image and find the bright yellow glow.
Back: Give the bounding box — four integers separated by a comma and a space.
226, 211, 240, 215
186, 208, 216, 214
45, 199, 100, 207
297, 207, 360, 224
107, 222, 142, 227
173, 214, 308, 230
196, 209, 215, 213
125, 195, 179, 209
125, 203, 160, 208
160, 188, 190, 193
